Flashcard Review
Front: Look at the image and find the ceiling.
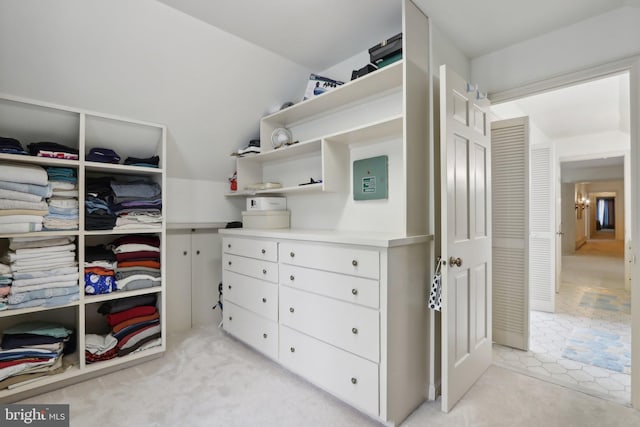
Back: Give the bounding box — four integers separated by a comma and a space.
157, 0, 633, 69
562, 156, 624, 170
491, 73, 630, 139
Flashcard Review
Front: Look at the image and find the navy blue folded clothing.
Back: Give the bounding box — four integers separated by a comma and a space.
27, 141, 79, 156
0, 333, 66, 350
85, 244, 117, 263
0, 136, 28, 155
86, 147, 121, 164
124, 155, 159, 167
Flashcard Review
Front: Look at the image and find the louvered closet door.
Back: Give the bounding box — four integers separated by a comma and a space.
530, 144, 555, 312
491, 117, 529, 351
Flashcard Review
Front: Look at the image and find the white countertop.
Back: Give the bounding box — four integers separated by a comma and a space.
167, 222, 229, 230
218, 228, 433, 248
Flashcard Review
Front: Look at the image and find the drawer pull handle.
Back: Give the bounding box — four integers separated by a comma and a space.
289, 307, 295, 313
290, 252, 295, 258
228, 285, 232, 290
196, 250, 200, 255
290, 347, 295, 353
351, 288, 358, 295
352, 327, 358, 335
183, 251, 187, 256
290, 275, 295, 281
228, 316, 232, 321
262, 298, 267, 303
351, 377, 357, 385
227, 243, 231, 248
263, 333, 268, 339
352, 259, 358, 267
262, 269, 267, 274
228, 261, 232, 266
261, 249, 266, 254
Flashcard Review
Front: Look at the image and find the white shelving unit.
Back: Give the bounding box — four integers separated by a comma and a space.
0, 93, 166, 402
226, 19, 428, 237
220, 1, 432, 425
227, 61, 406, 200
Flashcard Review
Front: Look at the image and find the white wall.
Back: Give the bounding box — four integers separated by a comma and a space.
555, 130, 630, 160
0, 0, 311, 222
472, 6, 640, 94
431, 24, 470, 80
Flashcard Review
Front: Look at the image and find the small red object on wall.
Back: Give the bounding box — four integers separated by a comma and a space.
229, 171, 237, 192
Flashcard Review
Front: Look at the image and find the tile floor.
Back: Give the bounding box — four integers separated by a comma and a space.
493, 241, 631, 404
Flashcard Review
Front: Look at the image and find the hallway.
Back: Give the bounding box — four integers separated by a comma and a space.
493, 240, 630, 403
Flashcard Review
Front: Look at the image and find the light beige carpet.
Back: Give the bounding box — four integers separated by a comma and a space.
17, 325, 640, 427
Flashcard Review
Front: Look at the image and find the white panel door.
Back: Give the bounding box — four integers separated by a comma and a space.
440, 65, 492, 412
491, 117, 529, 351
529, 144, 555, 312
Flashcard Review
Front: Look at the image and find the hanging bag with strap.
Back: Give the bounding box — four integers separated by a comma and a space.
428, 257, 443, 311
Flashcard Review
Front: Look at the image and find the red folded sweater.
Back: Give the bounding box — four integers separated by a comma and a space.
106, 306, 157, 327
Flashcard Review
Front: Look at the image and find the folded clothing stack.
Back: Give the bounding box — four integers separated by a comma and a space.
0, 321, 75, 389
86, 294, 161, 363
84, 244, 117, 295
0, 162, 50, 233
0, 136, 27, 155
112, 235, 161, 291
111, 180, 162, 230
44, 167, 79, 231
27, 142, 79, 160
85, 177, 116, 230
1, 236, 79, 310
86, 147, 121, 164
124, 155, 159, 168
0, 263, 11, 310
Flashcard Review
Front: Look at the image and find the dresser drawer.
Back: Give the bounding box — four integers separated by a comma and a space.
223, 237, 278, 262
223, 253, 278, 283
279, 241, 379, 279
280, 264, 379, 309
223, 271, 278, 321
279, 325, 379, 416
280, 286, 379, 362
223, 301, 278, 360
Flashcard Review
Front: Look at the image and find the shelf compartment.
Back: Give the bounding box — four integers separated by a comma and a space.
261, 61, 403, 126
0, 355, 79, 397
0, 96, 80, 154
85, 114, 164, 170
0, 301, 80, 318
324, 115, 403, 145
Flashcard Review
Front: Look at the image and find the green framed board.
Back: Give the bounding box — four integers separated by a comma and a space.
353, 155, 388, 200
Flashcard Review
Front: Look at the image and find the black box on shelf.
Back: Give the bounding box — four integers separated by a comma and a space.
369, 32, 402, 65
351, 64, 378, 81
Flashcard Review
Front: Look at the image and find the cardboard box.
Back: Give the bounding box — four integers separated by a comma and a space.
242, 210, 290, 229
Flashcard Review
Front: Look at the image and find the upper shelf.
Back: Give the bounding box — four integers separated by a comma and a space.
237, 139, 321, 164
261, 61, 403, 126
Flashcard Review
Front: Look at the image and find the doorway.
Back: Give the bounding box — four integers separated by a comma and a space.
490, 73, 632, 404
